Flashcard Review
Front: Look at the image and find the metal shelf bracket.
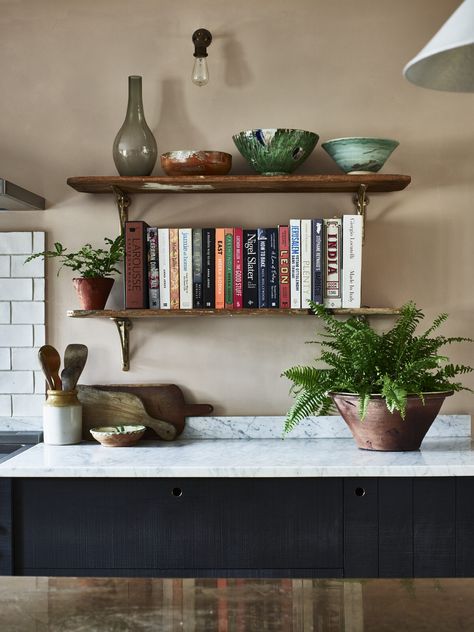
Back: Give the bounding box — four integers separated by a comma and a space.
111, 317, 132, 371
112, 186, 131, 234
353, 184, 369, 243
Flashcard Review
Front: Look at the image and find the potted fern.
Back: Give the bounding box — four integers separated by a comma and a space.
25, 236, 124, 310
283, 302, 472, 451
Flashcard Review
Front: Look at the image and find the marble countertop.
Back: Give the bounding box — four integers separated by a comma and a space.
1, 437, 474, 478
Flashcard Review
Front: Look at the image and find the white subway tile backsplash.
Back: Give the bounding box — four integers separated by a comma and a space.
34, 371, 46, 394
0, 278, 32, 300
11, 255, 44, 278
34, 324, 45, 347
0, 303, 10, 323
34, 278, 45, 300
33, 232, 45, 254
0, 370, 34, 393
0, 395, 11, 416
0, 256, 10, 276
12, 301, 45, 324
12, 394, 44, 416
0, 349, 10, 370
0, 324, 33, 347
11, 347, 40, 370
0, 232, 32, 254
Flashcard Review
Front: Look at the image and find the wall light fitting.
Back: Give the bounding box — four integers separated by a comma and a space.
192, 28, 212, 87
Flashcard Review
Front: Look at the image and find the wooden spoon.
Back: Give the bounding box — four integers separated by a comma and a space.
62, 344, 88, 391
39, 345, 62, 391
38, 347, 55, 391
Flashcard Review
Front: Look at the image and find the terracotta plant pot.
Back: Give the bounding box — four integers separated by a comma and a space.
330, 391, 453, 451
73, 277, 114, 310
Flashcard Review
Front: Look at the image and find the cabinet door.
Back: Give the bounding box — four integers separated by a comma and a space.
14, 478, 342, 575
0, 479, 12, 576
455, 478, 474, 577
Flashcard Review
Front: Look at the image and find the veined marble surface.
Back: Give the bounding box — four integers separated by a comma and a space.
1, 437, 474, 478
182, 414, 471, 439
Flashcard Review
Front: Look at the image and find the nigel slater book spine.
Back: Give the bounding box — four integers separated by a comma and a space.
125, 220, 149, 309
243, 229, 258, 308
257, 228, 268, 308
203, 228, 216, 308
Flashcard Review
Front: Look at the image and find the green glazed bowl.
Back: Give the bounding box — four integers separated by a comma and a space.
232, 128, 319, 176
321, 137, 399, 174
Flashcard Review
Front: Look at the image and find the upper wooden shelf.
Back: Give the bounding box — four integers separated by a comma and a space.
67, 174, 411, 195
68, 307, 401, 318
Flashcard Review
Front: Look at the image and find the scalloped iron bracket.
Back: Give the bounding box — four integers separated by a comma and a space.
111, 317, 133, 371
353, 184, 369, 243
112, 186, 131, 234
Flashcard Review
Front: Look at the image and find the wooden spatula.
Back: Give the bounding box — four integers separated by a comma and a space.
78, 386, 177, 441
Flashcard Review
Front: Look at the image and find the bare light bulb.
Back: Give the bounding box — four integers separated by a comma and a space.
192, 56, 209, 87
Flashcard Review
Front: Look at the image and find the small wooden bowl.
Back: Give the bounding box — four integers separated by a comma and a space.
90, 425, 146, 447
161, 150, 232, 176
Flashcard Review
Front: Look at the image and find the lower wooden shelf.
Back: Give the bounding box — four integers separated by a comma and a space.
66, 306, 401, 371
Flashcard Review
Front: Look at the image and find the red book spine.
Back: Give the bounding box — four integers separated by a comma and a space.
279, 225, 290, 308
169, 228, 180, 309
233, 227, 243, 309
125, 221, 148, 309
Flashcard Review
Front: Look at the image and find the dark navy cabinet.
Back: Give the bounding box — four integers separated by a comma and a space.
3, 476, 473, 578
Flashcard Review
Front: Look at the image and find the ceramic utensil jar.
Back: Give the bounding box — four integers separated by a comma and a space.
43, 390, 82, 445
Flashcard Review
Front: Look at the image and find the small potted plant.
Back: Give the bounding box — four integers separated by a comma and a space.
26, 236, 124, 310
283, 301, 472, 451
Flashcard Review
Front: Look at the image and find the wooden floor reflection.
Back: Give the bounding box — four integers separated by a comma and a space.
0, 577, 473, 631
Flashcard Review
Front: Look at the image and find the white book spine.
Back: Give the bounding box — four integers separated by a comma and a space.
323, 218, 342, 308
289, 219, 301, 309
300, 219, 312, 309
158, 228, 170, 309
342, 215, 363, 308
179, 228, 193, 309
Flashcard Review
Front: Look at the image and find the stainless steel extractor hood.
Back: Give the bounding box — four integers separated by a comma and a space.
0, 178, 45, 210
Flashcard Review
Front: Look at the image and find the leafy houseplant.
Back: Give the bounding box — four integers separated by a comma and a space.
25, 236, 124, 310
283, 301, 472, 451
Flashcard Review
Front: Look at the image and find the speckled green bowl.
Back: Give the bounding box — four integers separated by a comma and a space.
321, 137, 399, 174
232, 128, 319, 175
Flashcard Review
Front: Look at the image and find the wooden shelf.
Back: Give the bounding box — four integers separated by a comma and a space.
68, 307, 401, 318
67, 174, 411, 195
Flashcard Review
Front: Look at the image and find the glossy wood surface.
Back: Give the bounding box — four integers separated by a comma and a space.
67, 173, 411, 194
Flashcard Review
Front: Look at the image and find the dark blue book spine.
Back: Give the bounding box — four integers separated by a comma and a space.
257, 228, 268, 308
267, 228, 279, 308
243, 229, 258, 308
203, 228, 215, 308
311, 219, 324, 304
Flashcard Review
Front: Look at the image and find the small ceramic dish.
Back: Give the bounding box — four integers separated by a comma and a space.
90, 425, 146, 447
161, 150, 232, 176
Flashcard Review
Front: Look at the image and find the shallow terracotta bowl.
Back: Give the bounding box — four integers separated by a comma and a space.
90, 425, 146, 447
161, 150, 232, 176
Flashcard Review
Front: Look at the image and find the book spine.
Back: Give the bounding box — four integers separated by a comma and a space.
125, 220, 148, 309
192, 228, 203, 308
203, 228, 215, 308
243, 229, 258, 308
289, 219, 301, 309
233, 227, 243, 309
342, 214, 363, 308
215, 228, 225, 309
311, 219, 324, 305
324, 217, 342, 308
169, 228, 180, 309
158, 228, 170, 309
224, 228, 234, 309
267, 227, 279, 308
146, 227, 160, 309
179, 228, 193, 309
257, 228, 268, 308
300, 219, 312, 309
278, 226, 290, 308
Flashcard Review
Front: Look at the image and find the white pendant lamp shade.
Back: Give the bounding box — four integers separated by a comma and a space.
403, 0, 474, 92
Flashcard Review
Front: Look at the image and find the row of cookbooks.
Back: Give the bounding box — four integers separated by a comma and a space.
124, 215, 363, 310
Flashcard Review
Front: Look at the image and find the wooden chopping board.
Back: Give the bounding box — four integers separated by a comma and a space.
78, 383, 213, 438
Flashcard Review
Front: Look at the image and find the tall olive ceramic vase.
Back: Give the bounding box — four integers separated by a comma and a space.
113, 75, 157, 176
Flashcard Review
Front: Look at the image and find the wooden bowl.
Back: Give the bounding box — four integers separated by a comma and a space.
90, 425, 146, 447
161, 150, 232, 176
